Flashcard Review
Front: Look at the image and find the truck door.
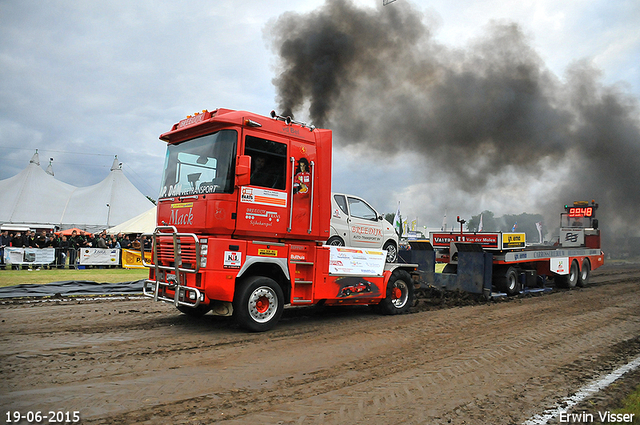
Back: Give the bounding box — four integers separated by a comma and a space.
235, 133, 290, 239
345, 196, 384, 248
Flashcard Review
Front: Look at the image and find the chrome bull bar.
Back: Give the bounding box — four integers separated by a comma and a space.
142, 225, 202, 308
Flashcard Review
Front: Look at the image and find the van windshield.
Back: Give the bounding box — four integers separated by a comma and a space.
159, 130, 237, 198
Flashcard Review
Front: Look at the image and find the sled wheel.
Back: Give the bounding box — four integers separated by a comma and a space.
376, 269, 414, 315
577, 259, 591, 287
233, 276, 284, 332
495, 266, 520, 295
556, 260, 579, 288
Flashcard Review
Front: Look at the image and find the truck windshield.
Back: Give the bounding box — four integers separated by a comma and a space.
159, 130, 237, 198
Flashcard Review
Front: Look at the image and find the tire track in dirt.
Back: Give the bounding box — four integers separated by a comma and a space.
1, 266, 639, 424
210, 282, 640, 424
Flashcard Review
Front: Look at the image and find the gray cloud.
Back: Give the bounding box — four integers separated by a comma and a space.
268, 0, 640, 237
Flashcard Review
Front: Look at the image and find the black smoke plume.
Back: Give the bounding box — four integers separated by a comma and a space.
268, 0, 640, 241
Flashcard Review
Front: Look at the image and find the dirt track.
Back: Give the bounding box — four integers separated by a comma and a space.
2, 264, 640, 424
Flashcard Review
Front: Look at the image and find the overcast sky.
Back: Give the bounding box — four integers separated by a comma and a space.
1, 0, 638, 231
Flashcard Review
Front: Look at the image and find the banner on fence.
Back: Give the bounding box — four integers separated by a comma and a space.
79, 248, 120, 266
121, 249, 151, 269
3, 248, 56, 265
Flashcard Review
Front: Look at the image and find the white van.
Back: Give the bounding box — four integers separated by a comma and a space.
328, 193, 399, 262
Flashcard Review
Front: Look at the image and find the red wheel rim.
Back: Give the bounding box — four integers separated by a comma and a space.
392, 287, 403, 299
255, 296, 269, 314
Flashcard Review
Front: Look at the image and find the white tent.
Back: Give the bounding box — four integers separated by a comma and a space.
0, 151, 75, 228
0, 152, 155, 233
106, 206, 157, 235
61, 157, 154, 232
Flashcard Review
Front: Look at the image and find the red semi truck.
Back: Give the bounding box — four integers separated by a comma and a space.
143, 108, 416, 331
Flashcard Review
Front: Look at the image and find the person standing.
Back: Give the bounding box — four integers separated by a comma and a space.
68, 230, 80, 268
0, 230, 10, 269
57, 235, 70, 269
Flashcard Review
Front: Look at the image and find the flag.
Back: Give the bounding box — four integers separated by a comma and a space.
478, 214, 483, 232
411, 219, 417, 231
535, 222, 543, 243
392, 201, 401, 236
512, 221, 517, 232
441, 209, 447, 231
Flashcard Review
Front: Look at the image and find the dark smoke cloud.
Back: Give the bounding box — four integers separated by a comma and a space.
268, 0, 640, 237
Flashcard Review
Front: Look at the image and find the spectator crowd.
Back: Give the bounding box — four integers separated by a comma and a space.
0, 229, 151, 269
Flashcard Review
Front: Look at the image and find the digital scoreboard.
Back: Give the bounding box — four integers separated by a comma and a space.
564, 201, 598, 218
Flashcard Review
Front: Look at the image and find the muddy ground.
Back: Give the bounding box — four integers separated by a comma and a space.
1, 264, 640, 424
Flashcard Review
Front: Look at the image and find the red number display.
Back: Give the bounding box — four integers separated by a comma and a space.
568, 207, 593, 217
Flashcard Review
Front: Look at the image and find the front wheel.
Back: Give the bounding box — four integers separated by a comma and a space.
233, 276, 284, 332
177, 303, 210, 318
375, 269, 414, 315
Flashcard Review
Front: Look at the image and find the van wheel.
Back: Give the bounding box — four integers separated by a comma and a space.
577, 259, 591, 287
375, 269, 414, 315
233, 276, 284, 332
383, 241, 398, 263
327, 236, 345, 246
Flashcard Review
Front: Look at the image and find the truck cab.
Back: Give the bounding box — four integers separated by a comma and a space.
328, 193, 399, 262
144, 108, 415, 331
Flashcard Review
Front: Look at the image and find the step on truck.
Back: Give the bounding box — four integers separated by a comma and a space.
143, 108, 416, 331
399, 201, 604, 297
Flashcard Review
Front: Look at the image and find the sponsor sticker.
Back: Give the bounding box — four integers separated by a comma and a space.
258, 249, 278, 257
502, 233, 526, 248
171, 202, 194, 209
224, 251, 242, 267
241, 187, 287, 207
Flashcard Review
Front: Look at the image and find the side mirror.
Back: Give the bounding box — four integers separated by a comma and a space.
236, 155, 251, 187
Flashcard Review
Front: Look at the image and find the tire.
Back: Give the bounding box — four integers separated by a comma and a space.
383, 240, 398, 263
326, 236, 345, 246
233, 276, 284, 332
177, 303, 211, 318
556, 260, 579, 288
577, 258, 591, 287
375, 269, 414, 315
495, 266, 520, 295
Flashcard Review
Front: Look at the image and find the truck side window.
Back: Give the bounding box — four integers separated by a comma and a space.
334, 195, 348, 215
348, 197, 378, 221
245, 136, 287, 190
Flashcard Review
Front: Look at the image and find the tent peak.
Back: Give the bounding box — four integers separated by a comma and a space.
29, 149, 40, 166
110, 155, 123, 171
46, 158, 54, 176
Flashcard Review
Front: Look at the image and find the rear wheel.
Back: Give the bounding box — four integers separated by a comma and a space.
556, 260, 579, 288
326, 236, 345, 246
375, 269, 414, 315
577, 259, 591, 287
233, 276, 284, 332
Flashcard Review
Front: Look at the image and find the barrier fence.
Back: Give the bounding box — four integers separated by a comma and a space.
1, 247, 152, 269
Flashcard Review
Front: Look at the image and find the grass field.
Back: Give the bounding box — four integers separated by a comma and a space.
0, 268, 148, 288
